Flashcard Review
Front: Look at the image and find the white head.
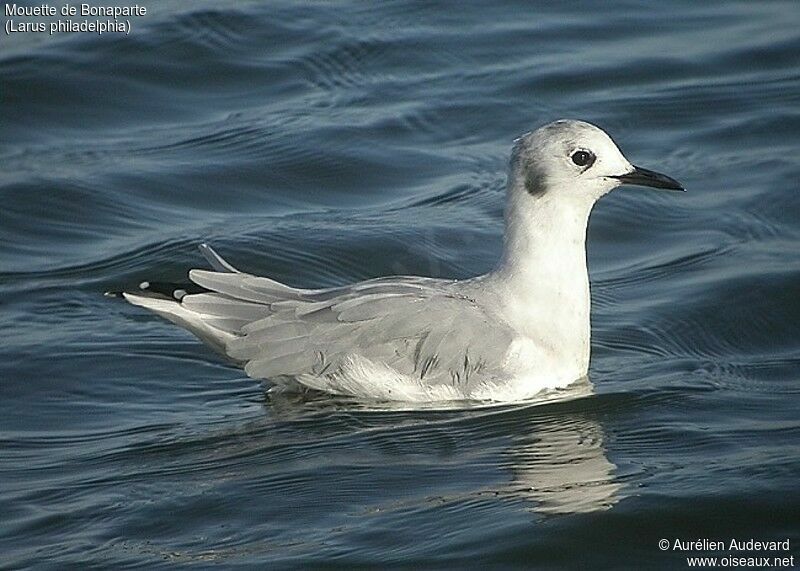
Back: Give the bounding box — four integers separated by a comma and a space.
497, 121, 683, 369
510, 119, 683, 203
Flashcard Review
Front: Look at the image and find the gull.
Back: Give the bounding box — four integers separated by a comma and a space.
123, 120, 683, 402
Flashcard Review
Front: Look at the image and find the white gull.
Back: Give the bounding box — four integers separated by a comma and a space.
123, 120, 683, 402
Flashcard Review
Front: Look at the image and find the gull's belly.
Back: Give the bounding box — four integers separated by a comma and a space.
501, 335, 587, 390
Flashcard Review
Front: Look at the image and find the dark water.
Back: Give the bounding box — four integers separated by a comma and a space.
2, 1, 799, 568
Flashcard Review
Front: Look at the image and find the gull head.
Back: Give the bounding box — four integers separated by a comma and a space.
511, 119, 683, 202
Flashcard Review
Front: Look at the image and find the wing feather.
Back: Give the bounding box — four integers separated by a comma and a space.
189, 270, 301, 303
177, 269, 512, 388
245, 350, 318, 379
182, 293, 272, 321
335, 294, 426, 322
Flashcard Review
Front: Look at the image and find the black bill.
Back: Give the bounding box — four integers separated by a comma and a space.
612, 165, 684, 191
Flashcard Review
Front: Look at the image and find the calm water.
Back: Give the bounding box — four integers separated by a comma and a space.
2, 1, 799, 568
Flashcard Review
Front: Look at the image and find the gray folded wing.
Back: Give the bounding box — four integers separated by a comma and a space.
184, 270, 514, 387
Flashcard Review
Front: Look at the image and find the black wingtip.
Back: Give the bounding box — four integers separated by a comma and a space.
108, 280, 206, 302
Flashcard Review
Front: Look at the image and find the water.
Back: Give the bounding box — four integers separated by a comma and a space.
2, 1, 799, 568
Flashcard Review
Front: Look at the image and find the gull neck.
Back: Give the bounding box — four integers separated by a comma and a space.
490, 175, 596, 371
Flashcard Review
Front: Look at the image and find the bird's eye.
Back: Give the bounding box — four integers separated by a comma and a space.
571, 150, 595, 168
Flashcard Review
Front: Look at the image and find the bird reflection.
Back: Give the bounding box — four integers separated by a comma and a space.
264, 376, 621, 515
499, 378, 621, 514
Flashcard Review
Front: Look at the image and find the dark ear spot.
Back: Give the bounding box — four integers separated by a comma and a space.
525, 163, 548, 197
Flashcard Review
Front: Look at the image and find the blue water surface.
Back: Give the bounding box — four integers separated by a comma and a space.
1, 1, 799, 568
